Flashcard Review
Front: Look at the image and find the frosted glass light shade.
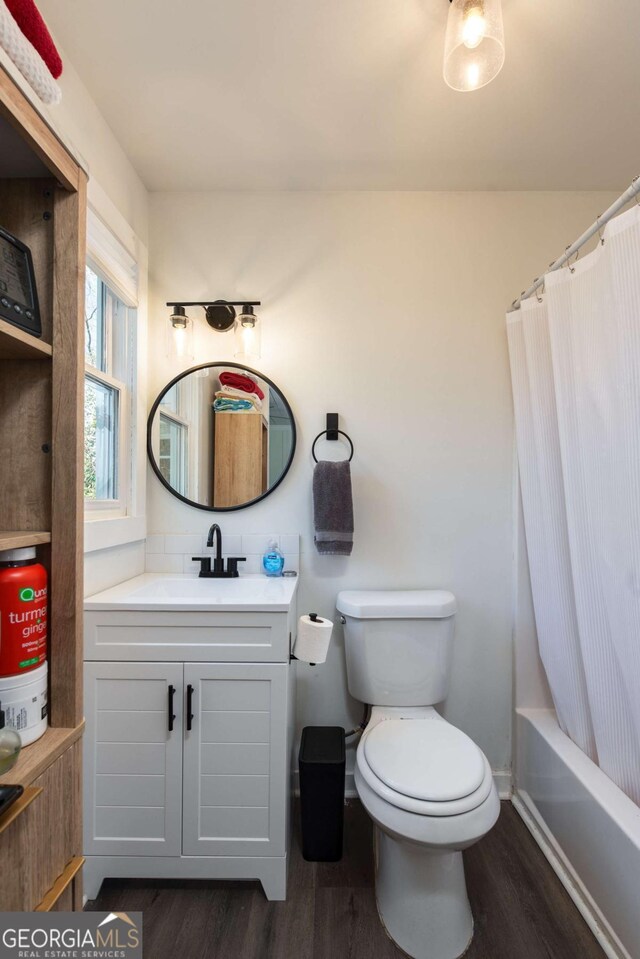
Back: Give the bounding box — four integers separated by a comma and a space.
443, 0, 505, 92
234, 309, 261, 362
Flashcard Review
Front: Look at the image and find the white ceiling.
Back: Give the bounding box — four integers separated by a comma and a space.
39, 0, 640, 191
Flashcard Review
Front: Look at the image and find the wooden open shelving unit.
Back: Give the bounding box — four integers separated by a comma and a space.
0, 530, 51, 550
0, 317, 53, 359
0, 64, 86, 910
0, 786, 42, 835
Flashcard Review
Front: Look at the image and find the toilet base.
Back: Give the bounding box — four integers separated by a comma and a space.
374, 827, 474, 959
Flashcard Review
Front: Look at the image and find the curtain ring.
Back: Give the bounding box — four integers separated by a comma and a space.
632, 175, 640, 207
535, 277, 545, 302
596, 215, 605, 246
565, 245, 579, 274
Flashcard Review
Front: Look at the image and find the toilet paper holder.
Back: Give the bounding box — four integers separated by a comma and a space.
290, 613, 325, 666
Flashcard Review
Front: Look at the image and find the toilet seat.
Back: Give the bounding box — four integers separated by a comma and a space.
357, 719, 494, 817
365, 719, 485, 801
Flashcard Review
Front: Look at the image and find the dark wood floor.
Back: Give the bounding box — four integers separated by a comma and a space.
86, 801, 605, 959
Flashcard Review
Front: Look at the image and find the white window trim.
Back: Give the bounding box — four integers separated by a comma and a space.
84, 184, 147, 554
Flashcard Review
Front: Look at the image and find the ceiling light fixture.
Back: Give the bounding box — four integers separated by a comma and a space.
166, 299, 262, 362
443, 0, 505, 92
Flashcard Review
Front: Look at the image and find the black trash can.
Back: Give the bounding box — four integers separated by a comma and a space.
298, 726, 345, 861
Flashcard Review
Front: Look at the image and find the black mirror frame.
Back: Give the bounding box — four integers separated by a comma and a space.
147, 360, 297, 512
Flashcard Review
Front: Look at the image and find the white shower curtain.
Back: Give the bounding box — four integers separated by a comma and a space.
508, 205, 640, 805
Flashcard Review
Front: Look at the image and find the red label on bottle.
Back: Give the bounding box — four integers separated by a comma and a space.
0, 563, 48, 676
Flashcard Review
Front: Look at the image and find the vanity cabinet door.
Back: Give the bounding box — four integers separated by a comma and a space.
84, 661, 184, 857
182, 662, 288, 857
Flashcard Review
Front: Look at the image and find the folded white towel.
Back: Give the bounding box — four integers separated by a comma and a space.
0, 0, 61, 105
217, 385, 263, 410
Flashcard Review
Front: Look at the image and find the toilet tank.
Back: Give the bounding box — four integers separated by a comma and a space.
336, 590, 457, 706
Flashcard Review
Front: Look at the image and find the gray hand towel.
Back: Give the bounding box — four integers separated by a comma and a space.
313, 460, 354, 555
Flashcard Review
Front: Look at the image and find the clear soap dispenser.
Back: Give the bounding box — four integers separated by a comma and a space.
0, 703, 21, 775
262, 539, 284, 577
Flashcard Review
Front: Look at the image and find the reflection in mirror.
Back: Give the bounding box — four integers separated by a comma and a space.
148, 364, 296, 511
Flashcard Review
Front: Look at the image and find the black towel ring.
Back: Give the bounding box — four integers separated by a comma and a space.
311, 429, 354, 463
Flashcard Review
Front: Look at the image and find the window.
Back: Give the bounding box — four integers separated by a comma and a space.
84, 263, 135, 513
157, 384, 189, 497
82, 199, 146, 554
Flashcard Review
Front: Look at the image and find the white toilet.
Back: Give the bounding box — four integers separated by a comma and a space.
336, 589, 500, 959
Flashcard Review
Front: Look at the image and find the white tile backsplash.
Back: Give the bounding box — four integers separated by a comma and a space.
241, 533, 281, 554
211, 533, 242, 554
145, 531, 299, 576
164, 533, 204, 554
280, 534, 299, 556
145, 553, 184, 574
145, 534, 164, 554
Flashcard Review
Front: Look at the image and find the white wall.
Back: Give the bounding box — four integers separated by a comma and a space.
147, 190, 614, 777
0, 49, 149, 245
0, 47, 151, 595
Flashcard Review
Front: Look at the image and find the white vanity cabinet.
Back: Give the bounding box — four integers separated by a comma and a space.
182, 663, 287, 856
84, 661, 184, 857
82, 575, 297, 902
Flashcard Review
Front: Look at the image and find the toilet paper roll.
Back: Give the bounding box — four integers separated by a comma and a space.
293, 614, 333, 665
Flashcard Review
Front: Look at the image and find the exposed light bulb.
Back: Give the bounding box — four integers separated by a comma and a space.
172, 326, 188, 356
466, 62, 480, 88
462, 5, 485, 48
443, 0, 505, 92
166, 305, 194, 361
239, 324, 256, 353
234, 305, 262, 361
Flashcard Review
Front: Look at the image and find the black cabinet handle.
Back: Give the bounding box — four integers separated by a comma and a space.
168, 684, 176, 732
187, 684, 194, 731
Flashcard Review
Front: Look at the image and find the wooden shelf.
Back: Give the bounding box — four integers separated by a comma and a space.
36, 856, 84, 911
0, 530, 51, 550
0, 318, 52, 359
0, 723, 84, 787
0, 64, 85, 913
0, 785, 42, 835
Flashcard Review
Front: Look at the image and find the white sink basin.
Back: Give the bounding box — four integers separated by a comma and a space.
84, 573, 298, 612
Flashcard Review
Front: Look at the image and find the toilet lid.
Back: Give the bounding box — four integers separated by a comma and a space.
363, 720, 486, 802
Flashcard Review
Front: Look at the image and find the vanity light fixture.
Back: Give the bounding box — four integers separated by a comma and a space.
166, 299, 262, 361
167, 304, 195, 360
235, 304, 262, 363
443, 0, 505, 92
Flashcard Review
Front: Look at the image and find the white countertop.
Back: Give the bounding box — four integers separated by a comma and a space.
84, 572, 298, 612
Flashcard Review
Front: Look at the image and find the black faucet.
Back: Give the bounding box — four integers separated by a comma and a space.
192, 524, 246, 578
207, 523, 223, 572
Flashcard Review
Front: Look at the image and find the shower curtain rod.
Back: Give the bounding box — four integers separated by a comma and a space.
509, 175, 640, 311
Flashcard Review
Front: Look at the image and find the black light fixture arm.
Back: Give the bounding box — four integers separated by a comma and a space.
166, 301, 261, 307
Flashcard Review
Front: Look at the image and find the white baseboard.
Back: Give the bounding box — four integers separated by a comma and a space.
493, 769, 512, 799
512, 791, 629, 959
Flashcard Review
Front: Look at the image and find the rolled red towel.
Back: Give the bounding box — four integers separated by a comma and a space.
219, 371, 265, 400
4, 0, 62, 78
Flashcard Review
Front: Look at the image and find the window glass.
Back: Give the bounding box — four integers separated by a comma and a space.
159, 412, 188, 496
84, 267, 105, 371
84, 264, 133, 506
84, 375, 119, 500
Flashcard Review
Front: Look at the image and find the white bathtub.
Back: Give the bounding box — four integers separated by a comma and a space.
514, 709, 640, 959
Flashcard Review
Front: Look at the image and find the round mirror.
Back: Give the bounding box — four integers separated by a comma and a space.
147, 363, 296, 511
